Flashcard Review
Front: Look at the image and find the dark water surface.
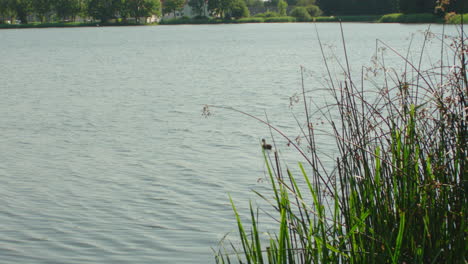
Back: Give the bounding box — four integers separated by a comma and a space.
0, 23, 456, 263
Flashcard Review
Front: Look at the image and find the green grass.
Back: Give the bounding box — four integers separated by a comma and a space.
213, 24, 467, 264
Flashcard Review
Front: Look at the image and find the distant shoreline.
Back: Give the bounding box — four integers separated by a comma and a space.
1, 13, 466, 29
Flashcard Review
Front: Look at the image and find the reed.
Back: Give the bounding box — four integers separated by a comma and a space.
211, 24, 467, 263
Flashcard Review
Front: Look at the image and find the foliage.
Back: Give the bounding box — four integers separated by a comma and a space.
264, 0, 279, 7
289, 6, 312, 21
254, 11, 280, 17
445, 13, 468, 24
32, 0, 53, 22
188, 0, 206, 17
245, 0, 264, 8
229, 0, 249, 19
442, 0, 468, 13
277, 0, 287, 16
127, 0, 161, 22
86, 0, 122, 22
0, 0, 15, 22
296, 0, 316, 6
318, 0, 397, 16
12, 0, 32, 23
162, 0, 184, 16
286, 0, 299, 5
399, 0, 435, 13
305, 4, 322, 16
54, 0, 82, 21
208, 0, 231, 18
213, 26, 467, 264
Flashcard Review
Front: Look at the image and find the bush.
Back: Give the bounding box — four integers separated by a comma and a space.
254, 11, 280, 18
289, 6, 312, 22
379, 13, 442, 23
379, 13, 404, 22
264, 16, 296, 23
236, 17, 265, 23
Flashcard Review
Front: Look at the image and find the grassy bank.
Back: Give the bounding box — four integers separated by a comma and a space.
212, 25, 467, 263
158, 16, 297, 25
0, 21, 151, 29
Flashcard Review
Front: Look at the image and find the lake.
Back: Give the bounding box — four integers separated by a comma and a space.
0, 23, 457, 263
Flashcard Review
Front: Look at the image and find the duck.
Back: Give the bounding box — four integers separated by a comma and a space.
262, 139, 272, 150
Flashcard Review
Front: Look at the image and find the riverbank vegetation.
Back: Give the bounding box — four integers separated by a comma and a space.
211, 24, 467, 263
1, 0, 468, 28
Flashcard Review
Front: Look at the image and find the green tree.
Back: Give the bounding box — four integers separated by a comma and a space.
54, 0, 83, 21
86, 0, 122, 22
12, 0, 32, 23
277, 0, 287, 16
265, 0, 279, 7
245, 0, 263, 8
290, 5, 311, 20
399, 0, 435, 13
286, 0, 298, 5
0, 0, 15, 23
297, 0, 316, 5
207, 0, 231, 18
162, 0, 185, 16
317, 0, 397, 15
229, 0, 249, 18
441, 0, 468, 13
188, 0, 206, 17
127, 0, 160, 22
32, 0, 53, 22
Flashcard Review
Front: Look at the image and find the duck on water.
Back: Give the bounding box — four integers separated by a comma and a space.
262, 139, 272, 150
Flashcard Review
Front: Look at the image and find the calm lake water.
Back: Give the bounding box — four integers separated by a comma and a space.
0, 23, 458, 263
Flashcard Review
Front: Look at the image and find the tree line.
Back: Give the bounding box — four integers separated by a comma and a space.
1, 0, 467, 24
0, 0, 163, 24
317, 0, 468, 15
265, 0, 467, 15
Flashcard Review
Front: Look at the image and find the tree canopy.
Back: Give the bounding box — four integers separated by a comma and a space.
1, 0, 467, 23
162, 0, 184, 16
